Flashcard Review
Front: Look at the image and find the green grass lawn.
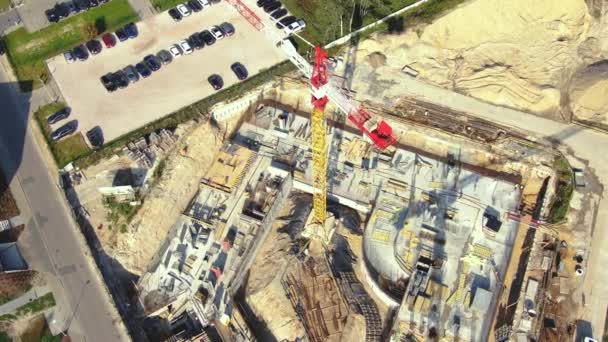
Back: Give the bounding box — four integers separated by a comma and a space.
150, 0, 183, 12
34, 103, 90, 167
4, 0, 138, 92
0, 0, 11, 12
0, 293, 56, 322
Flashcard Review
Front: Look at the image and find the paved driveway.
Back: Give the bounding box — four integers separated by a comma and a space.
48, 2, 285, 143
15, 0, 56, 32
0, 8, 21, 33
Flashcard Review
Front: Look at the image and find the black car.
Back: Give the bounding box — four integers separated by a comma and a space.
86, 126, 104, 148
74, 0, 90, 11
188, 33, 205, 50
47, 107, 70, 125
219, 22, 235, 36
135, 62, 152, 78
55, 3, 70, 18
115, 28, 128, 42
188, 0, 202, 12
85, 39, 102, 55
256, 0, 273, 7
51, 121, 77, 141
73, 45, 89, 61
200, 30, 215, 45
276, 15, 296, 29
264, 1, 280, 13
208, 74, 223, 90
66, 1, 79, 13
100, 73, 117, 92
114, 71, 129, 89
168, 8, 182, 21
231, 62, 248, 80
271, 8, 287, 20
45, 9, 59, 23
144, 55, 161, 71
124, 23, 138, 39
0, 40, 5, 56
157, 50, 172, 64
123, 65, 140, 83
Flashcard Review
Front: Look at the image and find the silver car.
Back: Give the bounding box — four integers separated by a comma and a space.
64, 50, 75, 63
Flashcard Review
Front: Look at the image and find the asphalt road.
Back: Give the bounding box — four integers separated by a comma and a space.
0, 71, 129, 340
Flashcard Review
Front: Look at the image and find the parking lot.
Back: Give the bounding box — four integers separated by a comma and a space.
47, 2, 285, 143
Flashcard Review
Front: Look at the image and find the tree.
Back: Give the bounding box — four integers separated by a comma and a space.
82, 22, 98, 40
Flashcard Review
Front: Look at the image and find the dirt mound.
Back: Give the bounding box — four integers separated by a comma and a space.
351, 0, 592, 118
569, 60, 608, 124
366, 52, 387, 69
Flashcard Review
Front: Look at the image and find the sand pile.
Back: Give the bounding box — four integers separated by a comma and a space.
569, 60, 608, 124
351, 0, 592, 117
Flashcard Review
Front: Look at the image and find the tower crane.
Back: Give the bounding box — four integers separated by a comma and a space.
226, 0, 397, 226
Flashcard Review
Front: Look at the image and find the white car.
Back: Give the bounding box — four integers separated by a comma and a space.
284, 19, 306, 34
177, 3, 191, 17
179, 40, 193, 55
169, 44, 183, 58
210, 26, 224, 40
197, 0, 210, 8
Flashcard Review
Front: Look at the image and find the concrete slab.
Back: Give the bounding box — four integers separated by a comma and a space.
47, 2, 285, 142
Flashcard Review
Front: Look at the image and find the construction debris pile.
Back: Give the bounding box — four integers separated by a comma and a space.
123, 129, 178, 168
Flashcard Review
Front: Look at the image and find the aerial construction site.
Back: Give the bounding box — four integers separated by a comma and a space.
50, 0, 603, 341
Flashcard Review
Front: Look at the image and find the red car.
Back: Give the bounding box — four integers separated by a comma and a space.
102, 33, 116, 48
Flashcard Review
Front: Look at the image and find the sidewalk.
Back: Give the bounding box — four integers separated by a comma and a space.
0, 285, 52, 316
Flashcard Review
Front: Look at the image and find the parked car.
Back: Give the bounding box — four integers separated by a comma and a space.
198, 0, 211, 8
230, 62, 248, 80
64, 51, 75, 63
276, 15, 296, 29
114, 71, 129, 88
86, 126, 104, 148
168, 8, 182, 21
210, 26, 224, 40
55, 3, 70, 19
188, 0, 202, 12
257, 0, 273, 7
51, 121, 77, 141
264, 1, 281, 13
72, 45, 89, 61
271, 8, 287, 20
179, 40, 193, 54
115, 28, 128, 42
209, 0, 220, 3
124, 23, 138, 39
284, 18, 306, 34
177, 3, 191, 17
74, 0, 90, 11
0, 40, 5, 56
169, 44, 183, 58
123, 65, 140, 83
47, 107, 70, 125
144, 54, 162, 71
102, 33, 116, 48
188, 33, 205, 50
135, 62, 152, 78
66, 1, 79, 14
219, 22, 235, 36
85, 39, 102, 55
157, 50, 172, 64
100, 72, 117, 92
45, 9, 59, 23
199, 30, 215, 45
207, 74, 223, 90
